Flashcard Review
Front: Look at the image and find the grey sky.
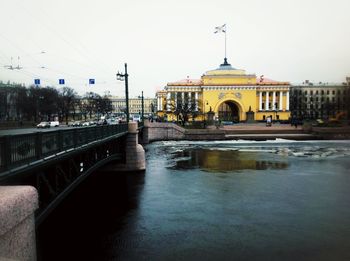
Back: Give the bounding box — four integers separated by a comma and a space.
0, 0, 349, 98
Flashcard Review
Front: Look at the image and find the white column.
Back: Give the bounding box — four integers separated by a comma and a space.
259, 92, 263, 111
157, 97, 160, 111
272, 91, 276, 110
181, 92, 185, 108
174, 92, 177, 109
166, 92, 171, 111
160, 97, 163, 111
188, 92, 192, 108
286, 91, 290, 111
265, 91, 269, 110
279, 91, 283, 110
195, 92, 198, 111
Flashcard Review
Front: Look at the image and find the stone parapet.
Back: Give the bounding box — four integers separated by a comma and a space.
0, 186, 38, 261
143, 122, 185, 143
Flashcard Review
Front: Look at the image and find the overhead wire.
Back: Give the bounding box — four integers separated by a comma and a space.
1, 1, 123, 93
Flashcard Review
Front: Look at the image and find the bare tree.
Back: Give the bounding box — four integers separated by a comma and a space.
58, 87, 77, 124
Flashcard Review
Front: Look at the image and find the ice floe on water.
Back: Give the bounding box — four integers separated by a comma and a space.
153, 139, 350, 159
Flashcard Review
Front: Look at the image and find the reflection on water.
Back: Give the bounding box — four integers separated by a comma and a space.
170, 149, 288, 172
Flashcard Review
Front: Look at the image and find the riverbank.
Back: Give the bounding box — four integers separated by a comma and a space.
143, 122, 350, 142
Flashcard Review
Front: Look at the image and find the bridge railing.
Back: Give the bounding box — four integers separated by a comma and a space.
0, 124, 128, 173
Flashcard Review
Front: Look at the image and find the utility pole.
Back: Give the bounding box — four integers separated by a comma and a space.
116, 63, 129, 123
141, 91, 144, 123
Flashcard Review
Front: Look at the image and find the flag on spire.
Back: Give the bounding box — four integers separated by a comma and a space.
214, 24, 226, 33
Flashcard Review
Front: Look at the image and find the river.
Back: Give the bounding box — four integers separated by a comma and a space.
38, 139, 350, 261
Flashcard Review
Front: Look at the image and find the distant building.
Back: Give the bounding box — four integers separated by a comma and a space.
290, 81, 350, 120
110, 96, 156, 116
0, 83, 24, 121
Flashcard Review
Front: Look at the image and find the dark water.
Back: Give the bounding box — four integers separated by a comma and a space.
38, 140, 350, 261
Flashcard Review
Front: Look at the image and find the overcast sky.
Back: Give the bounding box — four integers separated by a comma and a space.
0, 0, 349, 97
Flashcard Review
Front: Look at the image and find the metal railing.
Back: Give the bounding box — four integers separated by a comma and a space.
0, 124, 128, 173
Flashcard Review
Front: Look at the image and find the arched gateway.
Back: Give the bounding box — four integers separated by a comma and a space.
218, 101, 240, 122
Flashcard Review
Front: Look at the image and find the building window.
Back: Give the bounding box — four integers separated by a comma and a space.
316, 90, 319, 95
332, 90, 335, 95
321, 90, 324, 95
327, 90, 330, 95
310, 90, 313, 95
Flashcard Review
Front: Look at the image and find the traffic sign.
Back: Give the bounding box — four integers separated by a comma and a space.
59, 79, 65, 85
89, 79, 95, 84
34, 79, 40, 85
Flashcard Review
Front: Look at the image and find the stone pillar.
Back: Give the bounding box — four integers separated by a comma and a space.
279, 91, 283, 110
166, 92, 171, 111
195, 92, 198, 111
265, 91, 269, 110
181, 92, 185, 108
188, 92, 192, 108
160, 96, 163, 111
0, 186, 38, 261
286, 91, 290, 111
157, 97, 160, 111
272, 91, 276, 110
125, 122, 145, 171
259, 92, 262, 111
174, 92, 177, 109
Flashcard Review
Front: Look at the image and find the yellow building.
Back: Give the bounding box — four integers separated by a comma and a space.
111, 96, 156, 116
156, 58, 291, 122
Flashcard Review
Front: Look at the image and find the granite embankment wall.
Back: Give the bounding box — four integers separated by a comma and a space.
310, 127, 350, 140
142, 122, 350, 143
0, 186, 38, 261
143, 122, 186, 142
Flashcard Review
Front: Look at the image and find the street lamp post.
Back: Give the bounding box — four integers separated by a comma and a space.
116, 63, 129, 123
141, 91, 144, 122
138, 91, 144, 123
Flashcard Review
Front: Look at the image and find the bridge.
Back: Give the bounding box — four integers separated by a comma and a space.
0, 122, 146, 260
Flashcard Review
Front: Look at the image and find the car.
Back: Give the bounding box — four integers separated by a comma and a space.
132, 115, 141, 122
72, 121, 82, 127
82, 121, 90, 126
50, 121, 59, 127
37, 122, 50, 128
106, 118, 118, 125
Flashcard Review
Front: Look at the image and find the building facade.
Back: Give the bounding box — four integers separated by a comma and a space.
156, 59, 291, 122
110, 96, 156, 116
290, 82, 350, 121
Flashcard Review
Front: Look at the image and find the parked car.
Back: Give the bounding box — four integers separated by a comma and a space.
72, 121, 82, 127
50, 121, 59, 127
37, 122, 50, 128
82, 121, 90, 126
